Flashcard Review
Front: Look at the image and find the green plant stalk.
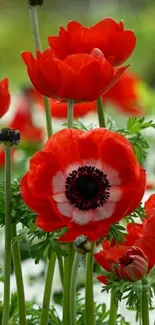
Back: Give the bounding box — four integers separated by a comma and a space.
2, 145, 12, 325
97, 96, 106, 127
57, 254, 64, 286
67, 100, 74, 128
70, 251, 82, 325
141, 277, 150, 325
29, 5, 42, 50
29, 4, 52, 137
40, 252, 57, 325
85, 242, 95, 325
12, 224, 26, 325
108, 289, 118, 325
43, 96, 53, 137
63, 243, 74, 325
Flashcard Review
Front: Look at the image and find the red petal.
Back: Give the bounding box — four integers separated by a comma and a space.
96, 275, 108, 285
135, 237, 155, 270
102, 65, 129, 95
21, 52, 36, 65
108, 30, 136, 66
50, 99, 96, 118
43, 128, 83, 172
48, 27, 70, 60
145, 194, 155, 219
126, 223, 144, 246
94, 245, 129, 271
0, 78, 10, 118
36, 215, 66, 232
21, 173, 60, 219
100, 136, 140, 185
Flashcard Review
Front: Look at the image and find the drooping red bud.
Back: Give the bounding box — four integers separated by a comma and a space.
115, 246, 148, 281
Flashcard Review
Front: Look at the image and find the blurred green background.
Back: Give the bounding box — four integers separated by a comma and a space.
0, 0, 155, 89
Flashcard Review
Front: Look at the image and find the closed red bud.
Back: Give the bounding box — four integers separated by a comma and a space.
115, 246, 148, 281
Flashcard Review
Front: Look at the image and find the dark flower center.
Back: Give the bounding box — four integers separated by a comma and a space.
65, 166, 111, 211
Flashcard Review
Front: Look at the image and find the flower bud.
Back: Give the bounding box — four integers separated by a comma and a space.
0, 128, 20, 145
74, 235, 92, 255
115, 246, 148, 281
28, 0, 43, 6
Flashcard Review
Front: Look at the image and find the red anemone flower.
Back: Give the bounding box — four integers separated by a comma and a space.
0, 78, 10, 118
48, 18, 136, 66
103, 71, 143, 116
20, 128, 145, 242
24, 70, 142, 119
94, 194, 155, 283
9, 92, 43, 143
21, 48, 128, 102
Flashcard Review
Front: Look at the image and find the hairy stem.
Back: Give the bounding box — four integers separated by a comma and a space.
70, 251, 82, 325
29, 3, 52, 137
85, 242, 95, 325
12, 224, 27, 325
63, 243, 74, 325
40, 252, 56, 325
141, 277, 150, 325
2, 145, 12, 325
108, 288, 118, 325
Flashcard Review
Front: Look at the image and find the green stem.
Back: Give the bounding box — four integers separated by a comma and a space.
57, 254, 64, 286
40, 252, 56, 325
108, 289, 118, 325
29, 3, 52, 137
141, 277, 150, 325
97, 96, 106, 127
2, 145, 12, 325
29, 5, 42, 50
67, 100, 74, 128
43, 96, 53, 137
70, 251, 82, 325
12, 224, 26, 325
63, 243, 74, 325
85, 242, 95, 325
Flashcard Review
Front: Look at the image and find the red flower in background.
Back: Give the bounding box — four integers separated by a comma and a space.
21, 128, 145, 242
48, 18, 136, 66
94, 194, 155, 283
9, 92, 43, 143
21, 48, 128, 102
25, 71, 142, 119
0, 78, 10, 118
103, 71, 143, 116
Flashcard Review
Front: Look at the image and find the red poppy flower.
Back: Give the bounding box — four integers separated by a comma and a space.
21, 48, 128, 102
20, 128, 145, 242
24, 70, 142, 119
0, 78, 10, 118
94, 194, 155, 283
48, 18, 136, 66
9, 92, 43, 143
103, 71, 143, 116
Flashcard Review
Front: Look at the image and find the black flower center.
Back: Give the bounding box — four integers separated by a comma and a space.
65, 166, 111, 211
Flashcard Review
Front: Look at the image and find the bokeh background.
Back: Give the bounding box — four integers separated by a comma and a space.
0, 1, 155, 324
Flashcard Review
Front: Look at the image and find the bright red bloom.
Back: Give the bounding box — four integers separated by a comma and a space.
94, 194, 155, 283
103, 71, 143, 116
25, 71, 142, 119
21, 48, 128, 102
48, 18, 136, 66
9, 92, 43, 143
0, 78, 10, 118
20, 128, 145, 242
